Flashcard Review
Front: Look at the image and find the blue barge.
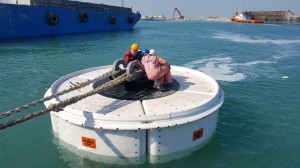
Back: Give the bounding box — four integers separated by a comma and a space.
0, 0, 141, 40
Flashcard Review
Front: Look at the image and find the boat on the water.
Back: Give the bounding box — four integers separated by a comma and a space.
231, 10, 263, 23
0, 0, 141, 40
44, 60, 224, 164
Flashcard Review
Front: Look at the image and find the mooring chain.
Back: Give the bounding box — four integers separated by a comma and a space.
0, 73, 131, 130
0, 70, 114, 120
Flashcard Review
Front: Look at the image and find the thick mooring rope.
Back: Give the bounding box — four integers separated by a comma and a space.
0, 70, 113, 120
0, 73, 130, 130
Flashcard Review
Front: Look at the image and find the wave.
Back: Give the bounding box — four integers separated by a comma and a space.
183, 56, 277, 82
272, 47, 299, 60
212, 32, 300, 45
232, 60, 276, 66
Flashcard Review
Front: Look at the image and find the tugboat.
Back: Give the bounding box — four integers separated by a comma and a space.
43, 59, 225, 164
231, 10, 263, 23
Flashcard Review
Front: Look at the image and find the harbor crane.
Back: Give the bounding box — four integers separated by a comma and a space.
173, 7, 184, 20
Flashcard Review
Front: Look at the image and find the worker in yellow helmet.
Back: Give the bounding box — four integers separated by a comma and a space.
124, 43, 141, 63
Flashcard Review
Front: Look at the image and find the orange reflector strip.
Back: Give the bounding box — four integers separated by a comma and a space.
82, 136, 96, 149
193, 128, 204, 141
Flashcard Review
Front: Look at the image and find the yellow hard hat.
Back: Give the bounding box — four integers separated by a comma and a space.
131, 43, 139, 51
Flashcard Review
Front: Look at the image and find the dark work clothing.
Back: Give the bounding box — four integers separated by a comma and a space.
124, 49, 141, 63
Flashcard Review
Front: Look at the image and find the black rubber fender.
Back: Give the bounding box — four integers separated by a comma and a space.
128, 16, 134, 23
79, 12, 88, 23
109, 16, 116, 24
47, 13, 59, 25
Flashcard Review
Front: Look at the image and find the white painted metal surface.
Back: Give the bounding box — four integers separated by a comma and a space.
44, 65, 224, 164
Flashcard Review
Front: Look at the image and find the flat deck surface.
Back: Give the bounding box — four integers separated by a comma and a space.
50, 66, 219, 116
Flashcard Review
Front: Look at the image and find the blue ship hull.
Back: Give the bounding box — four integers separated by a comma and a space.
0, 2, 141, 40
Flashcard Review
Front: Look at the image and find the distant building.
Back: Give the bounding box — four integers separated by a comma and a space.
238, 10, 300, 24
142, 14, 167, 21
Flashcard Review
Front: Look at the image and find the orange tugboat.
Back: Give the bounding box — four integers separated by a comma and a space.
231, 10, 263, 23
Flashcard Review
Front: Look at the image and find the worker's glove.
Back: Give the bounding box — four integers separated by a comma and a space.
119, 64, 126, 70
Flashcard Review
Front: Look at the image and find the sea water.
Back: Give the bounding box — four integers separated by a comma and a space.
0, 21, 300, 168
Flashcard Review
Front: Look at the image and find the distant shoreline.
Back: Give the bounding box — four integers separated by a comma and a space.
141, 16, 231, 22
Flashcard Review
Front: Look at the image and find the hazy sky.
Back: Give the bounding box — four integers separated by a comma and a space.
4, 0, 300, 18
98, 0, 300, 18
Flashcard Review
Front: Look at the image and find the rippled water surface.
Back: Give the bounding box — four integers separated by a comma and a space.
1, 21, 300, 168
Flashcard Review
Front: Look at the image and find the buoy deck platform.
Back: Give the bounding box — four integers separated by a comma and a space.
44, 65, 224, 164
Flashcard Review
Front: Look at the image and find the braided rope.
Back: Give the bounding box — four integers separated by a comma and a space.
0, 73, 130, 130
0, 70, 113, 120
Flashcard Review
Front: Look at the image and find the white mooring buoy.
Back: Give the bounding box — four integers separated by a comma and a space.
44, 65, 224, 164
